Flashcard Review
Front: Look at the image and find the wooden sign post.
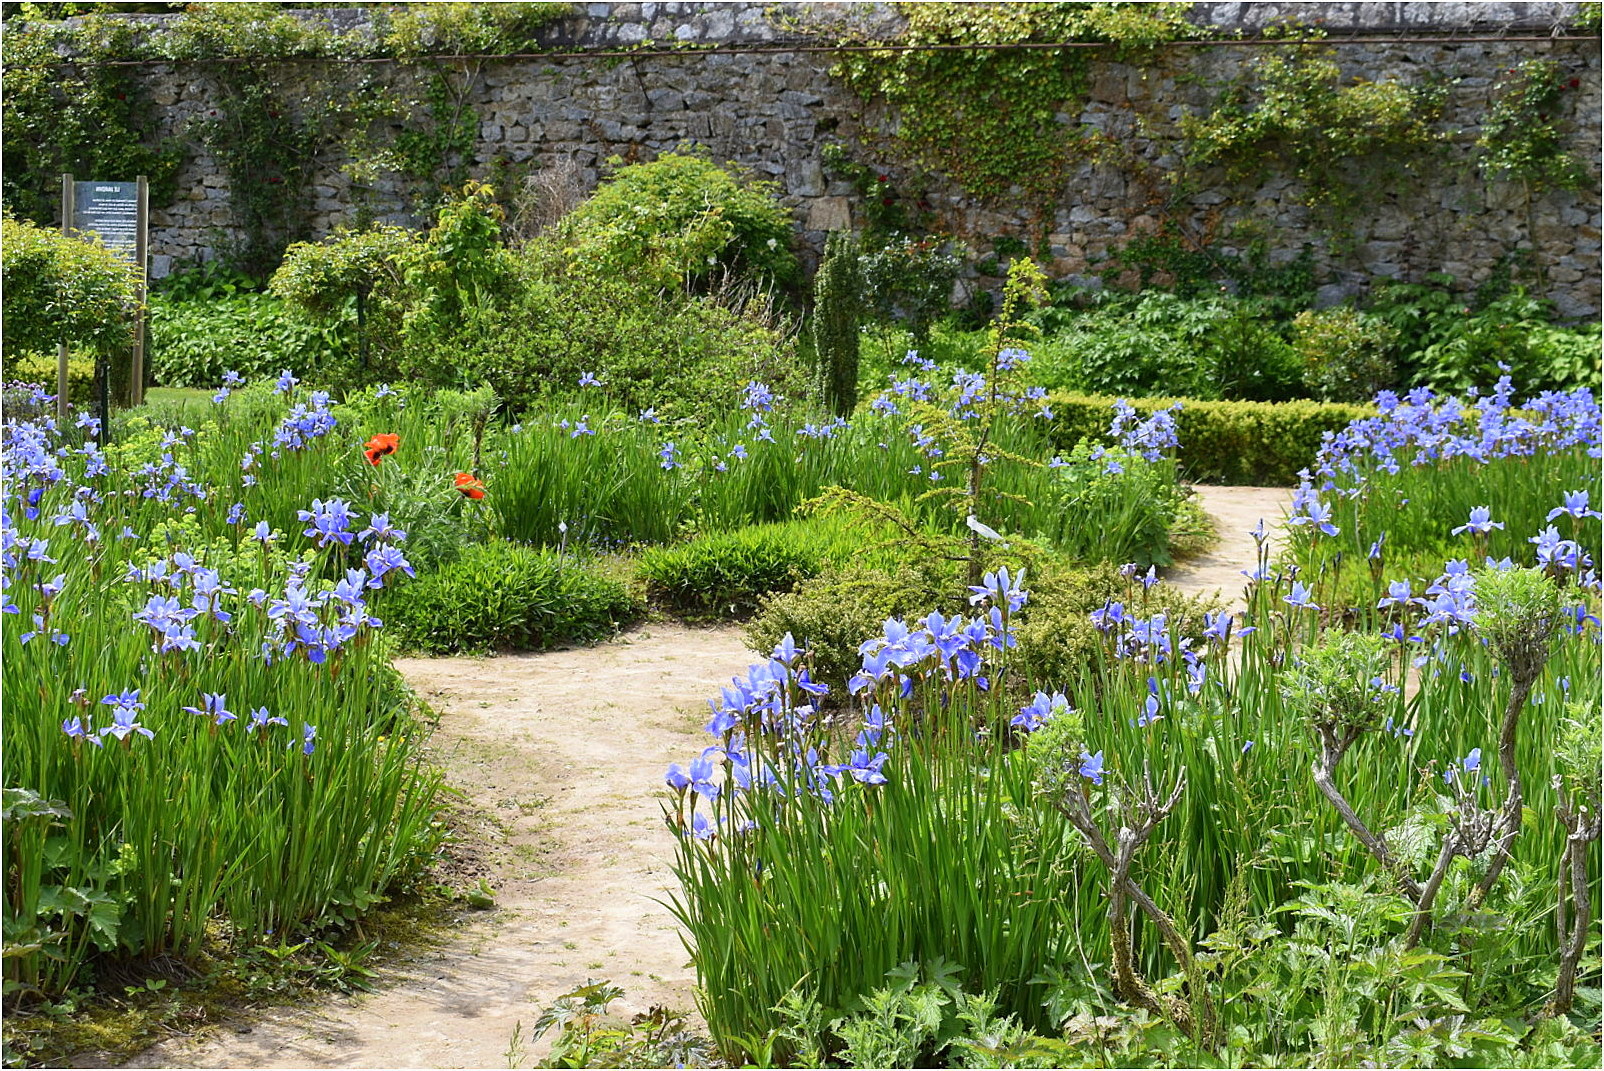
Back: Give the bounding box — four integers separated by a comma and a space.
58, 173, 149, 419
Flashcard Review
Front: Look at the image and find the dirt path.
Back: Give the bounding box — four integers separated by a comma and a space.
122, 624, 755, 1070
1163, 485, 1292, 611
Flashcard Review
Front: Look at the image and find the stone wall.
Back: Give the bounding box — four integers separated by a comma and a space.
123, 1, 1600, 316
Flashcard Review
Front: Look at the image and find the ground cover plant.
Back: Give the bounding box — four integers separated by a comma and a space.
664, 379, 1603, 1067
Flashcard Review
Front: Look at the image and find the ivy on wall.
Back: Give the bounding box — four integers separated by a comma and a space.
1179, 41, 1452, 223
832, 2, 1195, 206
0, 2, 569, 273
0, 11, 183, 225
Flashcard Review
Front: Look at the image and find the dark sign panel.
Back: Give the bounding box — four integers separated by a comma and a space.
71, 181, 140, 261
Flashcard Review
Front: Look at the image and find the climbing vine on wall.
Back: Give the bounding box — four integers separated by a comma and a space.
1178, 42, 1452, 223
0, 11, 183, 225
1476, 58, 1588, 195
0, 2, 569, 272
831, 2, 1195, 205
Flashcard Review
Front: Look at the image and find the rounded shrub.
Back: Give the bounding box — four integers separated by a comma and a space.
384, 542, 638, 654
1, 214, 141, 355
745, 564, 953, 699
1, 214, 142, 401
1011, 562, 1222, 690
556, 152, 799, 292
463, 271, 801, 419
1293, 306, 1398, 402
638, 528, 828, 621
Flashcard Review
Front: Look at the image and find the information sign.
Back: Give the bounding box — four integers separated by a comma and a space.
71, 180, 141, 261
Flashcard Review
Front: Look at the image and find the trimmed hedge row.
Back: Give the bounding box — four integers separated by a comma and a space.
1046, 392, 1370, 486
385, 542, 639, 654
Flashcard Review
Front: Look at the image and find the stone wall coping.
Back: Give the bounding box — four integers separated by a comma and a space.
43, 1, 1591, 59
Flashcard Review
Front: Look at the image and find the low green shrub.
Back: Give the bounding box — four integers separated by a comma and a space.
1029, 292, 1303, 402
859, 234, 964, 343
3, 350, 96, 405
1011, 562, 1222, 690
464, 271, 801, 419
1368, 276, 1602, 394
148, 291, 346, 387
638, 519, 881, 620
748, 560, 1221, 702
272, 186, 521, 390
745, 564, 953, 698
1046, 392, 1370, 486
269, 182, 799, 416
384, 542, 638, 654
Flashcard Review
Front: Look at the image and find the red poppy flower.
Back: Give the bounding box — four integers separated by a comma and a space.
363, 433, 399, 466
454, 472, 486, 500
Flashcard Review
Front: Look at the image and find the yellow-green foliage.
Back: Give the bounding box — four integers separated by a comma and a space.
1046, 392, 1370, 486
4, 350, 96, 404
0, 215, 140, 355
555, 152, 798, 291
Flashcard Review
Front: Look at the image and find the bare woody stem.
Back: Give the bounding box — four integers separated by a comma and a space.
1312, 726, 1424, 903
1469, 671, 1538, 908
1053, 767, 1214, 1046
1548, 782, 1601, 1017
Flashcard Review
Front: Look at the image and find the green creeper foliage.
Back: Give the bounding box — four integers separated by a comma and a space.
1183, 44, 1449, 219
1476, 59, 1589, 195
833, 2, 1194, 203
0, 13, 184, 226
811, 231, 864, 418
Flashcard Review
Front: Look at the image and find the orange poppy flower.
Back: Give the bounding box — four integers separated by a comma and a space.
453, 472, 486, 500
363, 433, 400, 466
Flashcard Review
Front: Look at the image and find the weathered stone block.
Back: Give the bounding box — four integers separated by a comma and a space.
806, 196, 851, 231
